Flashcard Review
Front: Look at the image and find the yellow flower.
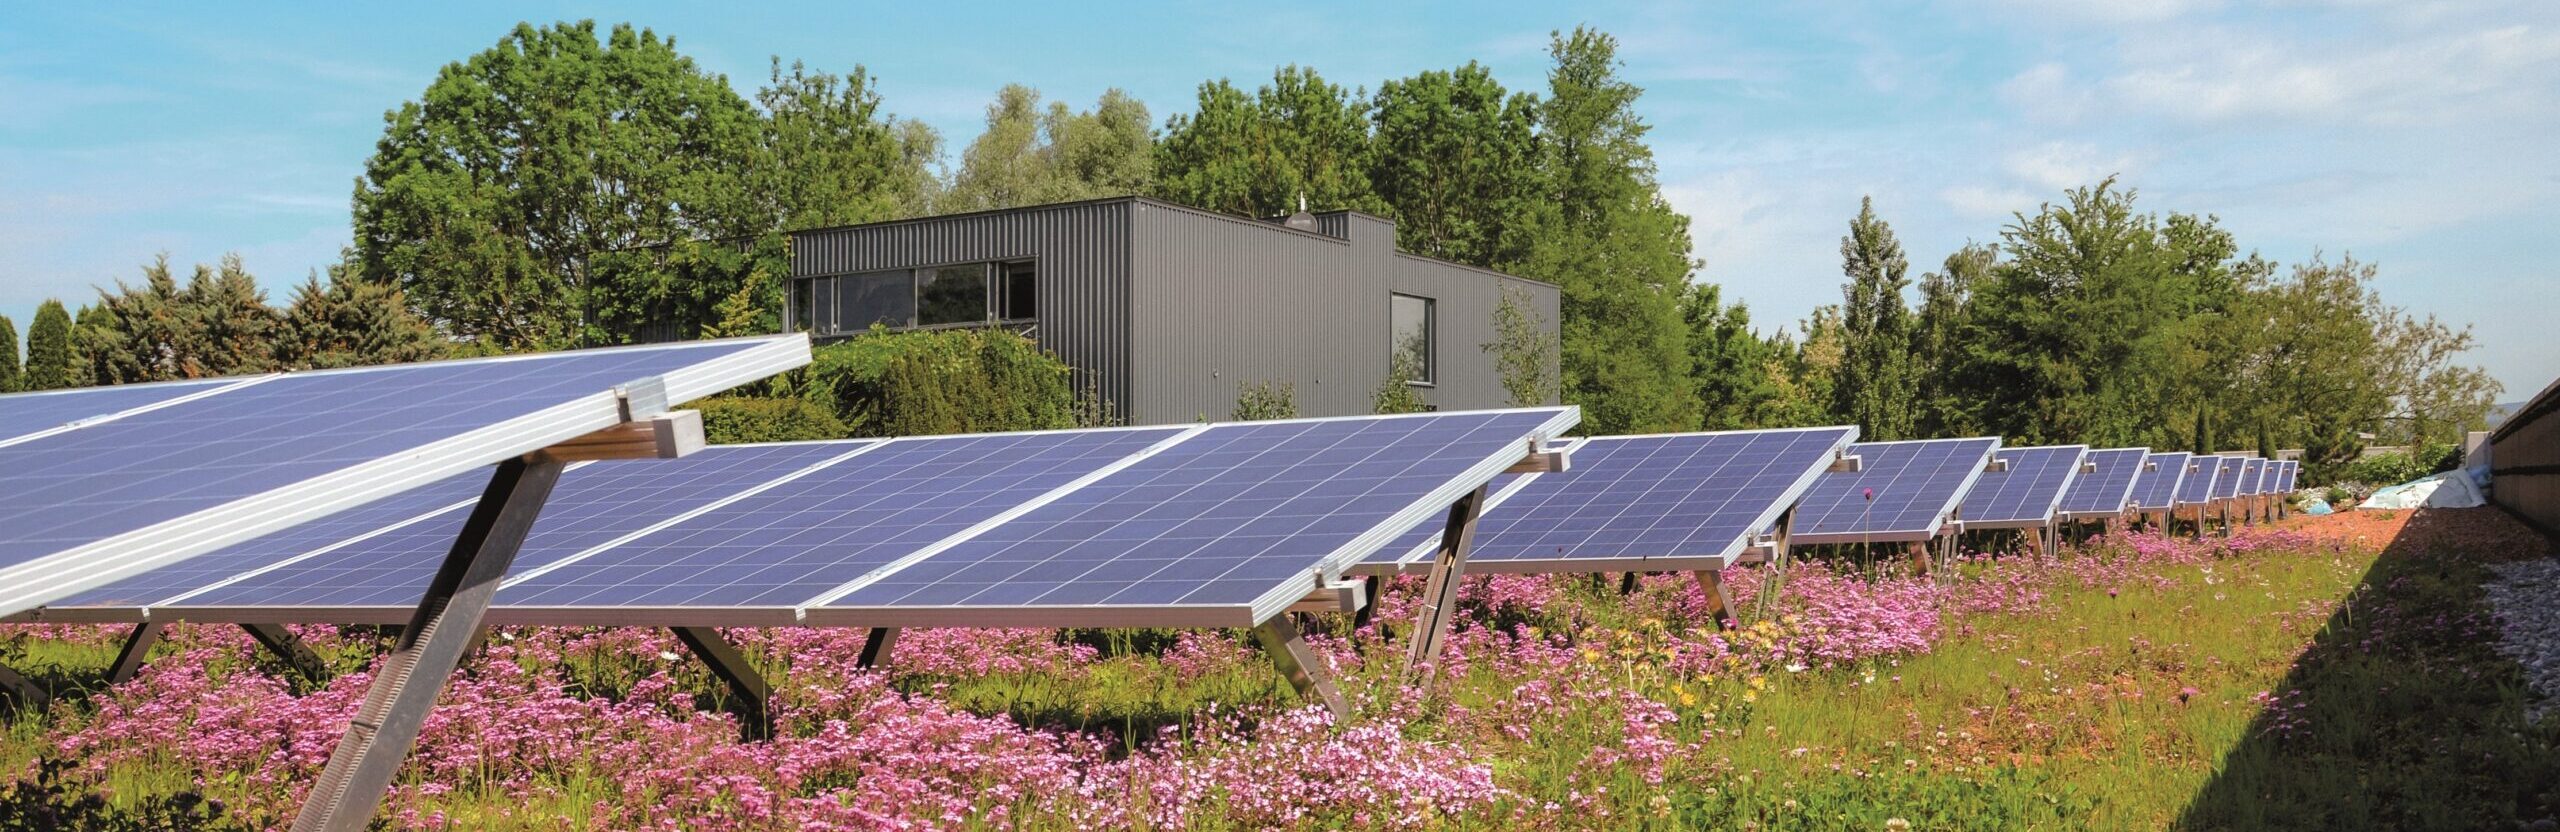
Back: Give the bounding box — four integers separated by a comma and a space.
1679, 689, 1700, 708
1747, 675, 1767, 691
1743, 689, 1760, 704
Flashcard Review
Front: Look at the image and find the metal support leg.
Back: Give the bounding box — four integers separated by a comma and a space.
1618, 570, 1641, 595
0, 664, 46, 710
243, 623, 333, 684
1693, 570, 1739, 630
1403, 484, 1488, 682
671, 627, 773, 741
107, 621, 166, 684
1254, 613, 1348, 718
291, 457, 564, 832
857, 627, 900, 670
1351, 575, 1383, 631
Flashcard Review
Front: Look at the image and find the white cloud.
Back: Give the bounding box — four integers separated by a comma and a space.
1937, 185, 2041, 221
2003, 141, 2138, 191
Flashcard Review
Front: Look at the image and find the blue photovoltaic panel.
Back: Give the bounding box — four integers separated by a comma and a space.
2278, 461, 2300, 492
2059, 448, 2148, 516
821, 408, 1574, 621
0, 378, 241, 442
2132, 452, 2191, 510
0, 336, 803, 616
46, 470, 494, 611
493, 428, 1186, 611
1367, 427, 1858, 574
2211, 457, 2249, 499
2239, 459, 2267, 495
1791, 438, 2001, 543
2177, 456, 2227, 505
165, 442, 859, 611
1960, 445, 2088, 528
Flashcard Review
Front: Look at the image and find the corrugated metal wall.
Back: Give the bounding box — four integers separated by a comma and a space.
791, 201, 1133, 410
2490, 375, 2560, 538
792, 197, 1562, 426
1125, 204, 1559, 422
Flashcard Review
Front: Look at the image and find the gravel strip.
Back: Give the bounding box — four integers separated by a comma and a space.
2485, 558, 2560, 724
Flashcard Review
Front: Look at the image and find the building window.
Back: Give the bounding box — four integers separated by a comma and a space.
1390, 292, 1434, 385
917, 263, 991, 327
838, 270, 916, 332
998, 261, 1037, 321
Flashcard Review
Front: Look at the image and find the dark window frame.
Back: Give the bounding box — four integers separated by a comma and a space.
1390, 292, 1436, 387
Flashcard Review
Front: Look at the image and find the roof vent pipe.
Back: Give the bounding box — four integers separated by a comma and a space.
1284, 192, 1317, 231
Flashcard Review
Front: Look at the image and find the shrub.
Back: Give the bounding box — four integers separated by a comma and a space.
695, 396, 848, 444
799, 328, 1076, 437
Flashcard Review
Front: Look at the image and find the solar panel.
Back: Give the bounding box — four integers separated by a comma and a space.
494, 427, 1187, 620
810, 408, 1577, 627
0, 377, 253, 443
1959, 445, 2088, 529
163, 442, 868, 617
1359, 426, 1860, 575
1790, 438, 2001, 544
2238, 458, 2268, 496
2131, 452, 2191, 510
0, 335, 809, 617
2210, 457, 2250, 499
2058, 448, 2148, 518
2176, 456, 2227, 505
2278, 460, 2300, 492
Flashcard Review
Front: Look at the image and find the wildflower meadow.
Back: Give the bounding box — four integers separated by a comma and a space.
4, 507, 2557, 829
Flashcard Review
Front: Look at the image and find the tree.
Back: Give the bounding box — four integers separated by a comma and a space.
1483, 286, 1559, 407
799, 328, 1077, 437
1913, 244, 1991, 437
947, 85, 1154, 211
1368, 62, 1542, 267
1372, 348, 1429, 414
0, 315, 19, 393
1232, 380, 1300, 421
757, 59, 939, 230
77, 256, 281, 384
353, 21, 770, 350
1769, 307, 1846, 429
1965, 179, 2182, 446
1682, 282, 1780, 430
2190, 408, 2212, 455
274, 265, 447, 370
1518, 27, 1698, 434
1155, 67, 1380, 217
1833, 197, 1917, 440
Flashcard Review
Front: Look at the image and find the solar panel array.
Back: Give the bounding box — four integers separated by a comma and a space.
1360, 427, 1859, 575
1791, 438, 2001, 544
0, 335, 810, 617
27, 408, 1577, 630
1959, 445, 2088, 529
0, 377, 250, 443
2131, 452, 2191, 510
2059, 448, 2148, 517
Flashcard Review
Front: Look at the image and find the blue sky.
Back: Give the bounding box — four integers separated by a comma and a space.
3, 1, 2553, 398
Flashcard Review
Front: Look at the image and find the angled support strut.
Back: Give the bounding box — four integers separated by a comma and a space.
671, 626, 773, 741
1403, 483, 1488, 683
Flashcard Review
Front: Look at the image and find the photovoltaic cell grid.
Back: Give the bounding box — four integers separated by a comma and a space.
2278, 461, 2300, 492
817, 409, 1574, 624
2239, 459, 2267, 496
2176, 456, 2227, 505
1365, 427, 1858, 574
497, 427, 1185, 612
2132, 452, 2191, 510
2211, 457, 2250, 499
1791, 438, 2000, 544
0, 378, 242, 442
169, 442, 864, 611
0, 338, 799, 571
2059, 448, 2149, 516
1959, 445, 2088, 528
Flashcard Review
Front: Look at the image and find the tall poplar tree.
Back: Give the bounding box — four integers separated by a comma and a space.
1520, 27, 1698, 434
0, 315, 19, 392
1834, 197, 1917, 440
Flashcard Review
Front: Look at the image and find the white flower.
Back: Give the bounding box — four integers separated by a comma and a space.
1784, 662, 1807, 673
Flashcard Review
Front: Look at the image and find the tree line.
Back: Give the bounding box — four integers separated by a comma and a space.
4, 19, 2497, 476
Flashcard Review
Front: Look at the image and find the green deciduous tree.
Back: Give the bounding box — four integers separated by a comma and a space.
1834, 197, 1917, 440
1368, 63, 1542, 267
353, 21, 770, 350
23, 298, 75, 389
757, 59, 940, 230
1520, 27, 1698, 434
1682, 282, 1781, 430
1372, 349, 1429, 415
948, 85, 1154, 211
1483, 286, 1560, 407
1913, 243, 1991, 437
1156, 67, 1380, 217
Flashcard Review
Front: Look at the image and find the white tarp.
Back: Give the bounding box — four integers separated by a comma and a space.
2359, 468, 2487, 510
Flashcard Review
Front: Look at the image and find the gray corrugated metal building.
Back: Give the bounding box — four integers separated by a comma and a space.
788, 196, 1560, 425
